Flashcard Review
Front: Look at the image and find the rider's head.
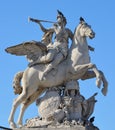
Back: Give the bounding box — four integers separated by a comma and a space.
57, 10, 67, 26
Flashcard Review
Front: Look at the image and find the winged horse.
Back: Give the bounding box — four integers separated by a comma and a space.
5, 17, 108, 128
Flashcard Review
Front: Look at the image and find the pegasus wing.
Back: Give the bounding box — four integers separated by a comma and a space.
5, 40, 47, 61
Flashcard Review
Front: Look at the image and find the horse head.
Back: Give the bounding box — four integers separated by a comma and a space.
76, 17, 95, 39
69, 17, 96, 66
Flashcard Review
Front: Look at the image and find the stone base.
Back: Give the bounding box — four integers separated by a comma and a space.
20, 117, 99, 130
14, 127, 85, 130
13, 123, 99, 130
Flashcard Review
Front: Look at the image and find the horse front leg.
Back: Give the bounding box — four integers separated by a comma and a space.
90, 64, 103, 88
77, 63, 103, 88
81, 70, 108, 96
89, 64, 108, 94
99, 71, 108, 96
72, 63, 93, 74
73, 63, 103, 90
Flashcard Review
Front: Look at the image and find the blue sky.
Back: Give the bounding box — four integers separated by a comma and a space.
0, 0, 115, 130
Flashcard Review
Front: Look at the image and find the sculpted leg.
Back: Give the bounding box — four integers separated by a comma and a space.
40, 53, 64, 80
74, 63, 102, 88
8, 91, 27, 128
81, 70, 96, 80
73, 63, 107, 95
8, 98, 18, 128
91, 64, 102, 88
99, 71, 108, 96
17, 87, 46, 127
81, 70, 108, 96
73, 63, 94, 74
17, 103, 27, 128
40, 64, 53, 80
28, 49, 55, 67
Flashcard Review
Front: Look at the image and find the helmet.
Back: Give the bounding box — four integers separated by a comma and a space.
57, 10, 67, 25
65, 80, 79, 90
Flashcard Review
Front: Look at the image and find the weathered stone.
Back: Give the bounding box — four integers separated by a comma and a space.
14, 128, 85, 130
39, 91, 60, 119
6, 11, 107, 129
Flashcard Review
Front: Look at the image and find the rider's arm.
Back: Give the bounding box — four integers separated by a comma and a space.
37, 22, 48, 32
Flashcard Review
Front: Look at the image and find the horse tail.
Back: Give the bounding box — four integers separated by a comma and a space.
13, 71, 24, 95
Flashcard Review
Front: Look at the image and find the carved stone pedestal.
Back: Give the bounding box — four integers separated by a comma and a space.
14, 127, 86, 130
14, 125, 100, 130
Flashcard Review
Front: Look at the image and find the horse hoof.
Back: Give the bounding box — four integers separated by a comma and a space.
17, 121, 23, 128
101, 88, 107, 96
18, 124, 23, 128
10, 122, 17, 128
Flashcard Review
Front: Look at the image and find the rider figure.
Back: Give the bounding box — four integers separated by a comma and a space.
29, 10, 73, 80
29, 17, 54, 47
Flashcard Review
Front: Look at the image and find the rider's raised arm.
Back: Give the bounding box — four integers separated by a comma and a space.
37, 22, 48, 33
29, 17, 48, 33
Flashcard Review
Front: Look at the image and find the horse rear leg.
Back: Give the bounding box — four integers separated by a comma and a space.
17, 87, 46, 127
8, 90, 27, 128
